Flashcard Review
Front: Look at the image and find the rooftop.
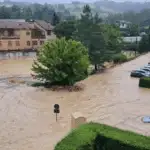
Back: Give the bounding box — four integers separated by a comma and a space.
0, 20, 33, 29
0, 19, 53, 30
35, 20, 54, 31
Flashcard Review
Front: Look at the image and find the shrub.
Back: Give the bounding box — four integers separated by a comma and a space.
138, 35, 150, 54
112, 53, 127, 63
123, 42, 139, 52
32, 38, 90, 86
139, 77, 150, 88
55, 123, 150, 150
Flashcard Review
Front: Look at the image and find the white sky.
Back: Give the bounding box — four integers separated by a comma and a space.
4, 0, 150, 4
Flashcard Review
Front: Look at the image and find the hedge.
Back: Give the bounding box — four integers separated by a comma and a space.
112, 53, 127, 64
139, 77, 150, 88
55, 123, 150, 150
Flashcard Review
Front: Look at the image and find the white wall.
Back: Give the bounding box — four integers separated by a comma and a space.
122, 36, 142, 43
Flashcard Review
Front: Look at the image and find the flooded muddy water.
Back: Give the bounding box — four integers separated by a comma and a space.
0, 54, 150, 150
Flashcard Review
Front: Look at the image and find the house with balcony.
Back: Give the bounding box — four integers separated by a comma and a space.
115, 20, 131, 29
0, 19, 55, 51
34, 20, 56, 40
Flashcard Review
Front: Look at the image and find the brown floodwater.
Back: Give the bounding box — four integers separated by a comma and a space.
0, 54, 150, 150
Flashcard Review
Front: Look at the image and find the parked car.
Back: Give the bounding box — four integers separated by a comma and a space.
142, 66, 150, 70
144, 64, 150, 67
130, 70, 150, 78
142, 68, 150, 72
136, 69, 149, 74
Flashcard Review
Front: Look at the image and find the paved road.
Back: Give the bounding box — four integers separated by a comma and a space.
0, 54, 150, 150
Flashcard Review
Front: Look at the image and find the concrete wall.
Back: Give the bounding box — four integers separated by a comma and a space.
0, 51, 36, 60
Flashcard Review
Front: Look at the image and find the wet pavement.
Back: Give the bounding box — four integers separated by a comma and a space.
0, 54, 150, 150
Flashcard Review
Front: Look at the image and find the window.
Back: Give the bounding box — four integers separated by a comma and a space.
26, 31, 30, 35
40, 41, 44, 45
16, 41, 20, 46
32, 41, 38, 45
47, 30, 51, 35
8, 41, 12, 46
27, 41, 30, 46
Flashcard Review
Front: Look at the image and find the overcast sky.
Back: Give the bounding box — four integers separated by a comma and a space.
5, 0, 150, 4
39, 0, 149, 2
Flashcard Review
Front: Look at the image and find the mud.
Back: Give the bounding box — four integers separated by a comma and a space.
0, 54, 150, 150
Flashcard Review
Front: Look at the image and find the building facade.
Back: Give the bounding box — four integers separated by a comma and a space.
115, 20, 131, 29
0, 19, 56, 51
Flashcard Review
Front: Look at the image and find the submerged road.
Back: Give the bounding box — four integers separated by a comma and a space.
0, 54, 150, 149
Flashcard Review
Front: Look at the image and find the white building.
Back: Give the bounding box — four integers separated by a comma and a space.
122, 36, 142, 43
116, 20, 131, 29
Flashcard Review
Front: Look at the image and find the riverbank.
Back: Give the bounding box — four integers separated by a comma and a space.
0, 53, 150, 150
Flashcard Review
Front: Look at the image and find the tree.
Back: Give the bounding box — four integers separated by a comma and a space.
73, 5, 93, 50
89, 24, 109, 70
73, 5, 112, 71
138, 35, 150, 53
0, 6, 11, 19
0, 4, 75, 22
128, 24, 139, 36
93, 13, 102, 24
32, 38, 89, 85
54, 20, 76, 39
103, 24, 122, 54
52, 12, 60, 26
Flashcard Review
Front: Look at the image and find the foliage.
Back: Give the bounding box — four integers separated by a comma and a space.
112, 53, 127, 63
127, 24, 139, 36
32, 38, 89, 86
0, 4, 75, 22
123, 42, 139, 57
2, 2, 150, 24
54, 20, 76, 39
139, 77, 150, 88
123, 42, 138, 51
106, 9, 150, 25
55, 122, 150, 150
51, 12, 60, 26
73, 5, 122, 71
103, 24, 122, 54
138, 35, 150, 53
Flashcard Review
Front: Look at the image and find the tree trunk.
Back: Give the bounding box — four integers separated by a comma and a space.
135, 50, 136, 56
95, 64, 98, 71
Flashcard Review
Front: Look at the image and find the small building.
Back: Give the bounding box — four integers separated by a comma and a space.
115, 20, 131, 29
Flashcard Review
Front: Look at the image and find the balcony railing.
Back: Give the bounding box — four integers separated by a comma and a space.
31, 35, 46, 39
0, 36, 20, 39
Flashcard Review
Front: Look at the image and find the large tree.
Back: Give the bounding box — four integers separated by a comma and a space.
54, 20, 76, 39
103, 24, 122, 55
51, 12, 60, 26
73, 5, 111, 71
32, 38, 89, 85
127, 24, 139, 36
138, 35, 150, 53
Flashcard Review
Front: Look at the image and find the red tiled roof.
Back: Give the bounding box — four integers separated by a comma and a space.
0, 20, 34, 29
35, 20, 53, 30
